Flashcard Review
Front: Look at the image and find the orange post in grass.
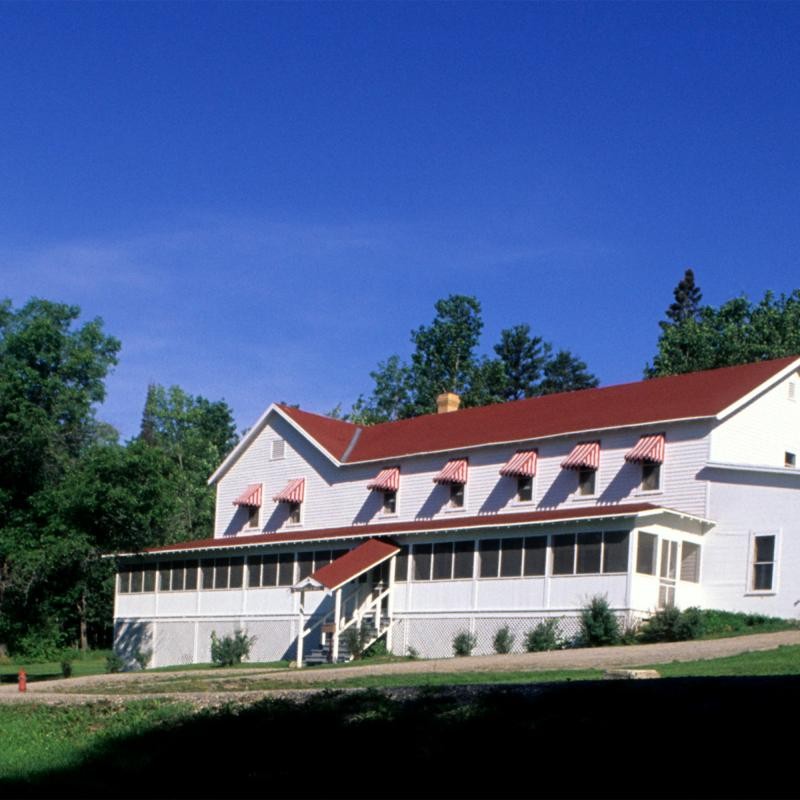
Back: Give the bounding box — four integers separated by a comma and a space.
18, 669, 26, 692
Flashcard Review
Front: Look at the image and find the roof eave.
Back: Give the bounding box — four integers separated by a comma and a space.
715, 357, 800, 422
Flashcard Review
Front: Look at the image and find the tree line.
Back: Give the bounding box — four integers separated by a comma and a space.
2, 274, 799, 655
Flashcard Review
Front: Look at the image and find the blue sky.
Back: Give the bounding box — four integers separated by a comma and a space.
2, 2, 799, 440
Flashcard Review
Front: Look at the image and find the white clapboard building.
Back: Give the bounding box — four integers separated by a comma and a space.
114, 356, 800, 667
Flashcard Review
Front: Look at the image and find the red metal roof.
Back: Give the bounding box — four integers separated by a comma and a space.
561, 441, 600, 470
625, 434, 666, 464
273, 478, 305, 504
367, 467, 400, 492
499, 450, 538, 478
433, 458, 468, 485
310, 538, 399, 590
138, 502, 664, 555
278, 357, 797, 464
233, 484, 262, 507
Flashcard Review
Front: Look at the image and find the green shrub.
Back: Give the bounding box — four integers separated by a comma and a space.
60, 659, 73, 678
210, 630, 255, 667
106, 653, 125, 673
133, 648, 152, 670
342, 626, 368, 660
578, 595, 620, 647
452, 630, 477, 657
492, 625, 515, 654
363, 636, 388, 659
524, 619, 561, 652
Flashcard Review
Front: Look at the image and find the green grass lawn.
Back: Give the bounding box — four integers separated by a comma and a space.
0, 650, 112, 684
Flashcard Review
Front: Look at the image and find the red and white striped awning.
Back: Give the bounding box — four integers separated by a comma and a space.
367, 467, 400, 492
561, 442, 600, 471
625, 434, 665, 464
433, 458, 468, 485
273, 478, 305, 504
499, 450, 538, 478
233, 483, 262, 507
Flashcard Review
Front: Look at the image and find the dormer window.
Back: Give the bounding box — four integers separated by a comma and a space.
561, 442, 600, 497
382, 491, 397, 514
367, 467, 400, 516
577, 467, 596, 496
273, 478, 305, 526
499, 450, 537, 504
232, 484, 262, 530
625, 434, 665, 493
433, 459, 468, 511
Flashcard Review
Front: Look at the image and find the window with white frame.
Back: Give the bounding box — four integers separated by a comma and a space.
550, 531, 629, 576
641, 462, 661, 491
751, 534, 777, 592
577, 467, 596, 496
516, 475, 533, 502
636, 531, 658, 575
288, 502, 301, 524
680, 542, 701, 583
246, 505, 259, 528
448, 483, 465, 509
785, 452, 796, 468
382, 490, 397, 514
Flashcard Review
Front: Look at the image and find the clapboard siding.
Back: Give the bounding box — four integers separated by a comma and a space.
710, 370, 800, 467
214, 414, 713, 539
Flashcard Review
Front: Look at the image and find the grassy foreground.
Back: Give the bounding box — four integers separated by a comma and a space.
3, 674, 800, 798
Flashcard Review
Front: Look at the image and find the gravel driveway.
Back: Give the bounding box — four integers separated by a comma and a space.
2, 629, 798, 705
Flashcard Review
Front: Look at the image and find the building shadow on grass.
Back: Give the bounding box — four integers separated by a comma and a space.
4, 676, 800, 799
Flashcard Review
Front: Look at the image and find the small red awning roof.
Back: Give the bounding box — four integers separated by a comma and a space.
500, 450, 538, 478
367, 467, 400, 492
561, 442, 600, 470
273, 478, 305, 504
233, 484, 262, 507
310, 538, 400, 591
625, 434, 665, 464
433, 458, 468, 485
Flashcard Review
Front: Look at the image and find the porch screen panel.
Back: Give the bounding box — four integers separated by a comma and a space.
602, 531, 629, 573
479, 539, 500, 578
201, 561, 215, 589
118, 568, 132, 594
680, 542, 700, 583
636, 532, 657, 575
523, 537, 546, 576
229, 557, 244, 589
143, 567, 156, 593
576, 532, 602, 574
552, 534, 576, 575
297, 552, 314, 580
214, 558, 230, 589
277, 553, 295, 586
184, 560, 198, 590
247, 556, 262, 587
413, 544, 432, 581
159, 563, 172, 592
500, 538, 523, 577
394, 546, 409, 581
171, 562, 185, 591
453, 541, 474, 579
131, 569, 143, 593
313, 551, 332, 572
433, 542, 453, 580
262, 554, 278, 586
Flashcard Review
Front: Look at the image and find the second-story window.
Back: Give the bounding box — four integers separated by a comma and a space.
625, 434, 665, 493
577, 467, 596, 496
641, 462, 661, 491
247, 505, 259, 528
288, 502, 301, 524
273, 478, 305, 526
561, 442, 600, 498
449, 483, 465, 509
517, 476, 533, 502
382, 490, 397, 514
433, 458, 468, 511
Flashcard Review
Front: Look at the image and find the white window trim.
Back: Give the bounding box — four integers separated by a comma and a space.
570, 468, 599, 502
509, 474, 536, 508
745, 530, 780, 596
377, 489, 399, 519
635, 461, 666, 497
285, 500, 304, 527
443, 481, 468, 514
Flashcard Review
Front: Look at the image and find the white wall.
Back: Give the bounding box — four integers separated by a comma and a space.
704, 469, 800, 619
214, 413, 712, 539
710, 370, 800, 467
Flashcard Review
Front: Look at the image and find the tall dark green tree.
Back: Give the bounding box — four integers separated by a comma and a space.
0, 298, 120, 653
349, 295, 597, 422
666, 268, 702, 324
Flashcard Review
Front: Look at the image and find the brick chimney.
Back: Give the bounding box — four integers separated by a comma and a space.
436, 392, 461, 414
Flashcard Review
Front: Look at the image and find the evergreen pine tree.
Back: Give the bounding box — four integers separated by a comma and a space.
666, 268, 702, 324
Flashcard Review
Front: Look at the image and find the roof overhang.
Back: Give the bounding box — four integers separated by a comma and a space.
111, 503, 714, 560
715, 357, 800, 421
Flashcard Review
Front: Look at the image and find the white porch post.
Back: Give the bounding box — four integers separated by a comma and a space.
296, 589, 305, 669
386, 555, 396, 652
332, 587, 342, 662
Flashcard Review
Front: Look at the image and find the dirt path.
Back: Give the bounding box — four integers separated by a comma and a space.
2, 629, 798, 705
